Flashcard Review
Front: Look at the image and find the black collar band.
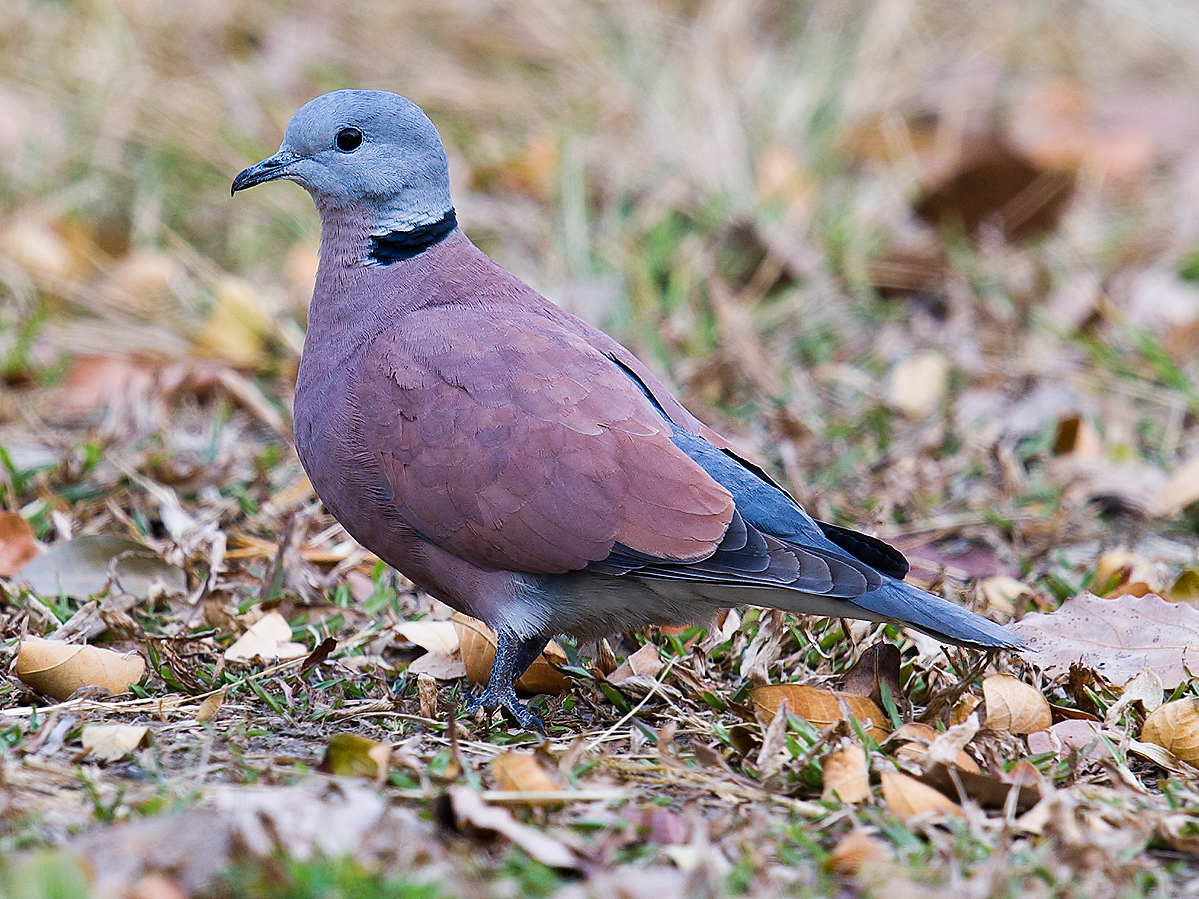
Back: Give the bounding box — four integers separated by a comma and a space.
367, 208, 457, 265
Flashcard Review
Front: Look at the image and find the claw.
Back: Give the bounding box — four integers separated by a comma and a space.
464, 685, 544, 732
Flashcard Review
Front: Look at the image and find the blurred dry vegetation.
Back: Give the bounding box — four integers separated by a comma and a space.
8, 0, 1199, 896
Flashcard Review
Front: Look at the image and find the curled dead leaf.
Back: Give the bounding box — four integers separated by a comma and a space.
821, 743, 870, 803
885, 351, 949, 419
491, 751, 560, 794
224, 611, 308, 664
1141, 698, 1199, 764
608, 643, 664, 685
827, 829, 889, 876
81, 724, 149, 761
319, 733, 391, 780
453, 612, 569, 695
16, 535, 186, 600
16, 637, 145, 700
891, 722, 980, 774
750, 684, 890, 741
880, 770, 962, 821
0, 511, 40, 577
982, 674, 1052, 734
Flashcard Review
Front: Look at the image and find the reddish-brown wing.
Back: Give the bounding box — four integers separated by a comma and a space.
355, 307, 734, 575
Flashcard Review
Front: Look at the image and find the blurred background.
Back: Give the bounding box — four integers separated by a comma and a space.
5, 0, 1199, 601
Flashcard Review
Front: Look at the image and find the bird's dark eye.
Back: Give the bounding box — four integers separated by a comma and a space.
335, 127, 363, 152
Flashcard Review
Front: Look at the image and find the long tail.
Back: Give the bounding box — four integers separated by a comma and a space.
843, 578, 1024, 650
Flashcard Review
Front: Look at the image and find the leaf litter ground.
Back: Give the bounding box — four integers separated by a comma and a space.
6, 1, 1199, 896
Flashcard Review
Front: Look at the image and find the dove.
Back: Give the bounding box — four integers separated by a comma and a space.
233, 89, 1021, 730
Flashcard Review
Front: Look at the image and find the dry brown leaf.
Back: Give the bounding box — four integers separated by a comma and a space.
448, 786, 577, 869
1026, 719, 1111, 762
1141, 698, 1199, 764
81, 723, 149, 761
1010, 591, 1199, 688
750, 684, 890, 741
1105, 668, 1163, 726
821, 743, 870, 803
884, 351, 949, 419
417, 673, 438, 719
608, 643, 664, 685
408, 650, 466, 681
0, 510, 40, 577
491, 751, 559, 794
16, 637, 145, 700
224, 611, 307, 664
982, 674, 1052, 734
978, 575, 1034, 616
1088, 551, 1169, 599
880, 770, 961, 820
840, 642, 902, 710
196, 690, 224, 723
319, 733, 391, 780
453, 612, 569, 695
1051, 414, 1103, 457
394, 620, 460, 655
1171, 568, 1199, 604
914, 762, 1042, 812
195, 276, 274, 369
16, 535, 187, 600
826, 829, 890, 876
892, 722, 980, 774
1157, 455, 1199, 515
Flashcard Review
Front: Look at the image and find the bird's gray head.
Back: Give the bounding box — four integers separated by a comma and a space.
232, 90, 453, 252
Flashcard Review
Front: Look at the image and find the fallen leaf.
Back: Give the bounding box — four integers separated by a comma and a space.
318, 733, 391, 780
395, 620, 460, 655
982, 674, 1052, 734
891, 722, 980, 774
81, 723, 149, 761
196, 690, 224, 723
840, 642, 903, 711
16, 535, 187, 600
195, 276, 274, 369
880, 770, 962, 820
1026, 719, 1111, 762
224, 611, 308, 664
912, 762, 1041, 812
407, 650, 466, 681
884, 350, 949, 419
1051, 414, 1103, 457
977, 575, 1034, 616
0, 510, 40, 576
914, 142, 1073, 242
826, 828, 890, 876
417, 673, 438, 719
398, 619, 467, 680
1171, 568, 1199, 604
750, 684, 890, 740
491, 751, 560, 794
1104, 668, 1163, 726
1088, 551, 1169, 598
609, 643, 664, 685
453, 613, 569, 695
821, 743, 870, 803
1010, 592, 1199, 688
1141, 698, 1199, 764
16, 637, 145, 700
448, 786, 577, 869
1157, 455, 1199, 515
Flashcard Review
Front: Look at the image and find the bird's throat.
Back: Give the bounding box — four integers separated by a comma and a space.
367, 209, 457, 265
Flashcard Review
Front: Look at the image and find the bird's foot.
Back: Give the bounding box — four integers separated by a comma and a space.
464, 685, 545, 733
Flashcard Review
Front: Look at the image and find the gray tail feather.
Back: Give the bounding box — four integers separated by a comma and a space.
846, 579, 1025, 650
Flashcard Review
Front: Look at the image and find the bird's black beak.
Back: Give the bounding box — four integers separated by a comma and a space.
231, 150, 300, 196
